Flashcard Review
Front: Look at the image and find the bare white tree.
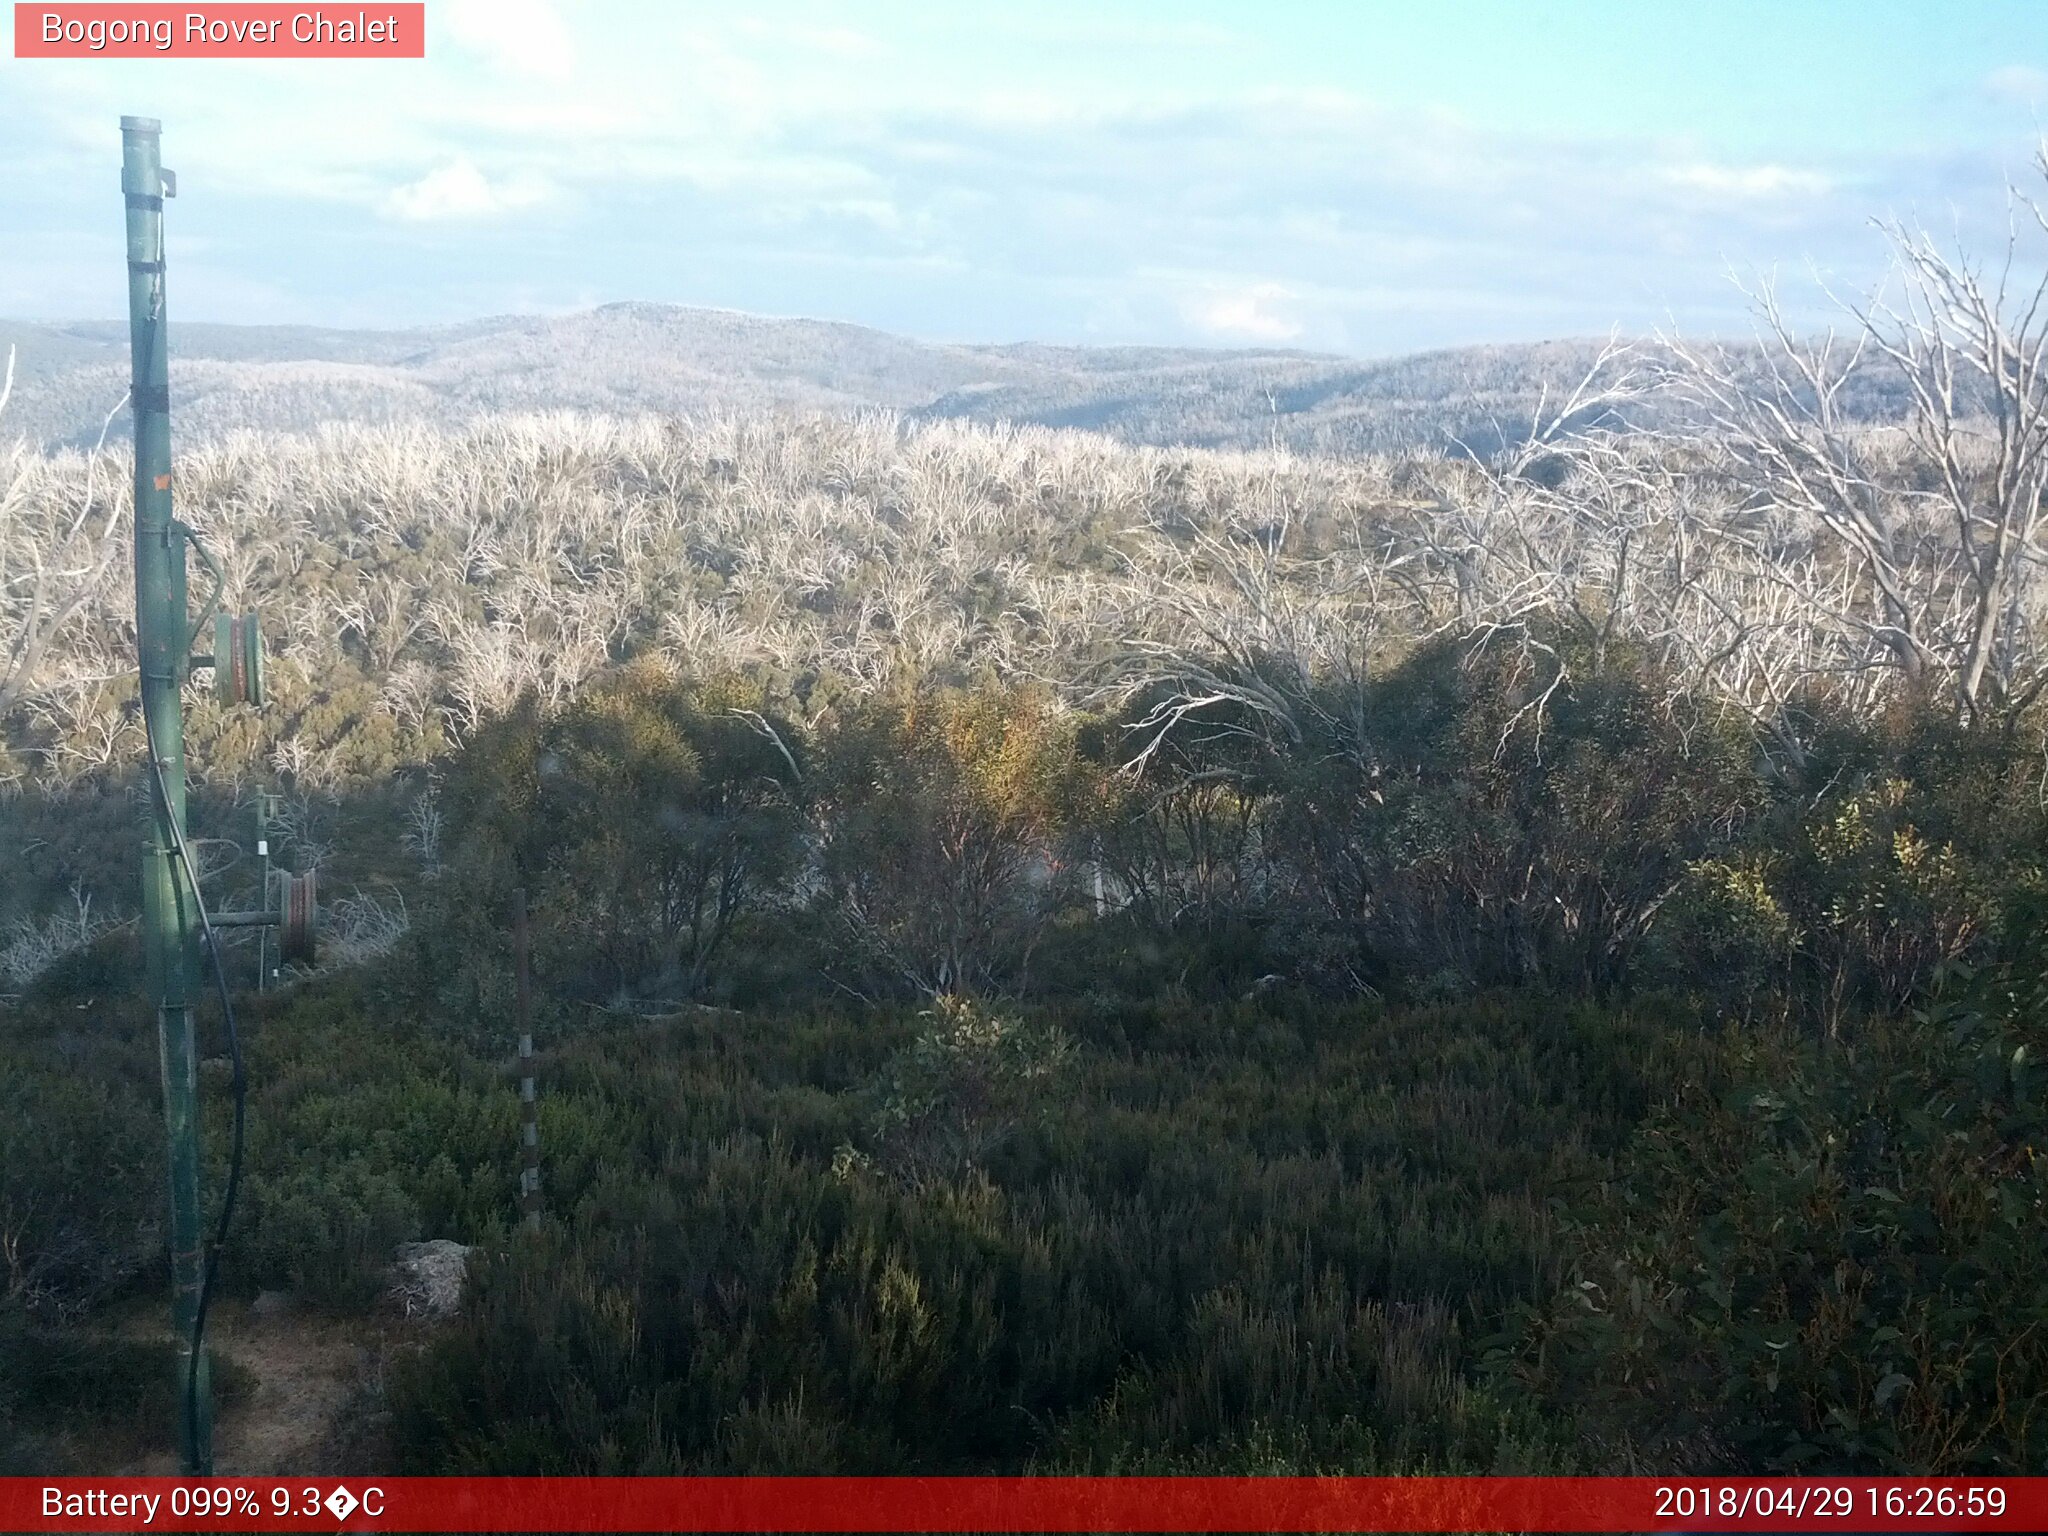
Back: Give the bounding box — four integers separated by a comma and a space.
1665, 148, 2048, 726
0, 350, 132, 722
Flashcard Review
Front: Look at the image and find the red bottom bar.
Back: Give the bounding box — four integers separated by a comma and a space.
6, 1476, 2042, 1533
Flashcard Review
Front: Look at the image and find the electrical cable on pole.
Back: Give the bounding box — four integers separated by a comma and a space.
122, 114, 314, 1475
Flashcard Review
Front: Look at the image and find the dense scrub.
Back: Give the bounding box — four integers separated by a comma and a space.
3, 638, 2045, 1471
5, 392, 2048, 1472
8, 393, 2045, 1015
384, 992, 1684, 1473
7, 931, 2043, 1472
380, 648, 2045, 1030
0, 949, 1698, 1472
1499, 927, 2048, 1471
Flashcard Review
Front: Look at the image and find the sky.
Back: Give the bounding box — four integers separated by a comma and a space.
3, 0, 2047, 356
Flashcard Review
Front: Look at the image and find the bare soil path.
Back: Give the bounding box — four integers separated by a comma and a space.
116, 1298, 395, 1476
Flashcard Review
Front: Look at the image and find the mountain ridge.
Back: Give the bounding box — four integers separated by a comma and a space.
0, 304, 1698, 456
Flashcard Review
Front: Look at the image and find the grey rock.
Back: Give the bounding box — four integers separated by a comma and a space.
250, 1288, 292, 1319
386, 1239, 472, 1321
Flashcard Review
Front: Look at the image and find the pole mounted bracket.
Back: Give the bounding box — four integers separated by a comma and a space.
178, 525, 264, 706
180, 522, 223, 652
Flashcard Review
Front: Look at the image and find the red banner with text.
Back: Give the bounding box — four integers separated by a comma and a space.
5, 1477, 2046, 1533
13, 5, 424, 58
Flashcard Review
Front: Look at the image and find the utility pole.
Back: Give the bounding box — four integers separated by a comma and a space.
123, 115, 315, 1476
122, 113, 213, 1476
514, 888, 542, 1230
254, 792, 281, 990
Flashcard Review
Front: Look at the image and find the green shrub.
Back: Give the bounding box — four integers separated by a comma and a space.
387, 993, 1687, 1473
0, 1318, 177, 1472
1642, 856, 1797, 1018
1496, 897, 2048, 1471
0, 1052, 161, 1318
845, 995, 1073, 1182
814, 685, 1083, 996
437, 665, 804, 1008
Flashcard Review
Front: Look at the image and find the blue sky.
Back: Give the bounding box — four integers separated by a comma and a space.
4, 0, 2046, 355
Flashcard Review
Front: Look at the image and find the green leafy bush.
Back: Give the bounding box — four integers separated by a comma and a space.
843, 995, 1073, 1182
437, 664, 804, 1008
1497, 897, 2048, 1471
386, 993, 1687, 1473
0, 1050, 160, 1318
813, 684, 1085, 996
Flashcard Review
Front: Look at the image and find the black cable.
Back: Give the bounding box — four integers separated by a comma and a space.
135, 217, 246, 1470
138, 685, 247, 1473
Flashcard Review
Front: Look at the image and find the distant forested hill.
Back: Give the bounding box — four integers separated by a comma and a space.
0, 303, 1909, 455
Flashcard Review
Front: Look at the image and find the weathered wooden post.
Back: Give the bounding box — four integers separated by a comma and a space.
514, 888, 542, 1229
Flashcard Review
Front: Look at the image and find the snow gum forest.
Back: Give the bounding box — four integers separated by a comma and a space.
5, 164, 2048, 1477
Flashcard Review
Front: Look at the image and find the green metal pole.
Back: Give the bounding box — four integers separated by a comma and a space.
123, 114, 212, 1476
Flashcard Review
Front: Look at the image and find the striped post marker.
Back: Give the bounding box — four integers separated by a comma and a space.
513, 887, 541, 1231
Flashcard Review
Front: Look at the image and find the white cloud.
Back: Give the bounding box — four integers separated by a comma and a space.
1184, 281, 1305, 342
973, 15, 1243, 50
732, 18, 884, 59
1662, 162, 1831, 199
382, 159, 554, 222
1986, 65, 2048, 104
4, 2, 2018, 349
440, 0, 576, 79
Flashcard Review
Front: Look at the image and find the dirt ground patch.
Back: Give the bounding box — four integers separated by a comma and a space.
116, 1299, 397, 1476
